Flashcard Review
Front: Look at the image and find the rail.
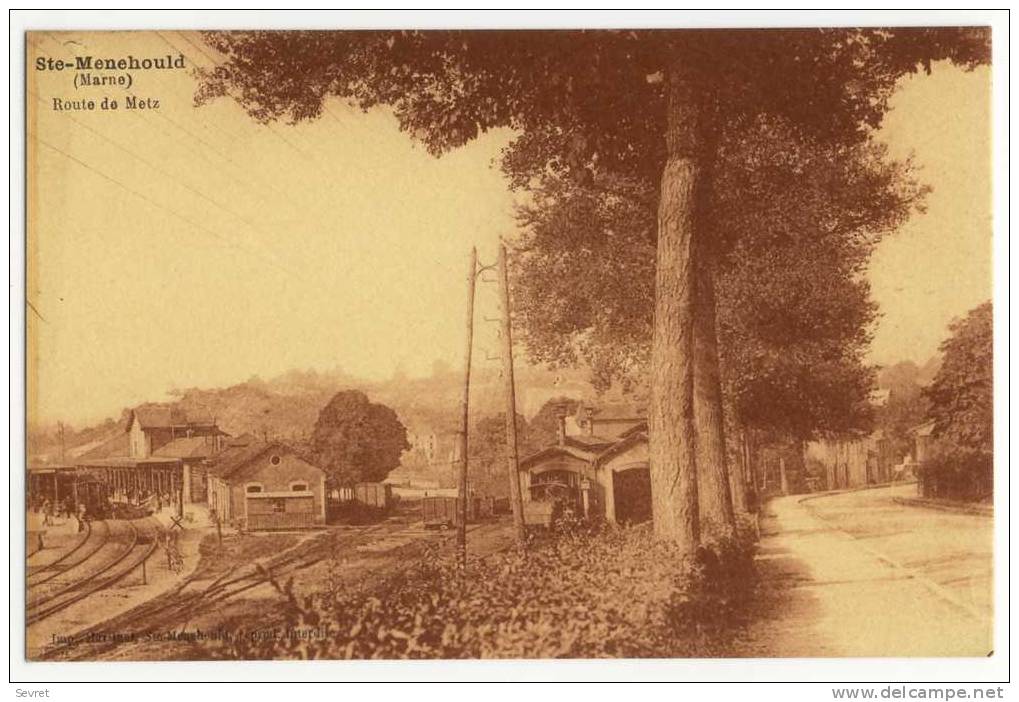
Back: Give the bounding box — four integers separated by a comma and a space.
27, 519, 160, 626
27, 520, 109, 588
27, 519, 93, 576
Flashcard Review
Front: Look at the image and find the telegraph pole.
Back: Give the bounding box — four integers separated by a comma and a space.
497, 244, 526, 545
57, 421, 66, 463
455, 247, 478, 569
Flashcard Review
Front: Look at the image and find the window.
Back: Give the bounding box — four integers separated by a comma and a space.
245, 484, 263, 494
271, 498, 286, 513
269, 455, 282, 466
291, 482, 308, 492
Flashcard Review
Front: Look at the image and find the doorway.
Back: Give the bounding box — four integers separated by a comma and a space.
613, 465, 652, 525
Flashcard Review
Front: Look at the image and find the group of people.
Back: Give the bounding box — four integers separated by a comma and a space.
112, 488, 178, 512
29, 495, 89, 530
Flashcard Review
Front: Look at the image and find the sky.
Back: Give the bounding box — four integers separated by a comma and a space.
26, 32, 992, 426
868, 63, 992, 367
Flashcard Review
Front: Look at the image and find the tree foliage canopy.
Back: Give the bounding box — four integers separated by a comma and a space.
874, 361, 932, 461
926, 302, 993, 454
197, 28, 988, 186
467, 412, 529, 498
194, 29, 988, 445
311, 389, 410, 486
195, 27, 990, 540
511, 117, 926, 438
528, 397, 582, 450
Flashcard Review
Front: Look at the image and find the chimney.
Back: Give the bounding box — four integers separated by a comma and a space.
556, 413, 567, 446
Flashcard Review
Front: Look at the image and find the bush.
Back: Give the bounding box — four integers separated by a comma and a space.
327, 501, 386, 525
917, 445, 992, 502
202, 522, 757, 660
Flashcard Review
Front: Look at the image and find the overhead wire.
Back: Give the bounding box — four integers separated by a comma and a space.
29, 131, 299, 278
38, 32, 300, 206
171, 30, 361, 182
159, 31, 345, 180
27, 87, 296, 261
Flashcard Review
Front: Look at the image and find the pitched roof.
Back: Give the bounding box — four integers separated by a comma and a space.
519, 444, 600, 470
152, 435, 220, 459
519, 428, 651, 472
594, 430, 649, 465
67, 431, 123, 459
564, 434, 617, 451
75, 432, 130, 460
205, 441, 322, 482
205, 441, 275, 480
129, 406, 217, 430
617, 421, 648, 439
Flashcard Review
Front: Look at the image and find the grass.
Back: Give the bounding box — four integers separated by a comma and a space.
199, 519, 758, 660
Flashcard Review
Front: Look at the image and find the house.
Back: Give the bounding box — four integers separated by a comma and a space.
574, 403, 646, 442
126, 406, 223, 459
206, 440, 326, 530
911, 420, 937, 464
517, 412, 652, 525
73, 406, 227, 507
803, 430, 894, 491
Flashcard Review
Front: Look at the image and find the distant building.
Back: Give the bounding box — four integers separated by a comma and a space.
126, 406, 223, 459
803, 431, 894, 490
74, 406, 227, 507
574, 403, 645, 441
517, 408, 652, 525
911, 420, 937, 464
206, 440, 326, 530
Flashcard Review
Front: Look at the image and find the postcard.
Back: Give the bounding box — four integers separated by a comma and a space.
24, 26, 995, 663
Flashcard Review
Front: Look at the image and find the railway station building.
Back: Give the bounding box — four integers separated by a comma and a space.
518, 408, 653, 525
206, 439, 327, 531
73, 406, 228, 510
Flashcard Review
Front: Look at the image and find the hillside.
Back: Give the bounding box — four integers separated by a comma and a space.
31, 363, 601, 476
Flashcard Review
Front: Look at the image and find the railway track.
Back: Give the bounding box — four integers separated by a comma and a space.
27, 518, 161, 626
28, 520, 109, 587
107, 520, 399, 629
41, 517, 420, 660
27, 520, 94, 579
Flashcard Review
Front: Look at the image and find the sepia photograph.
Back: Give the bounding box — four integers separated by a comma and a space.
11, 9, 1008, 687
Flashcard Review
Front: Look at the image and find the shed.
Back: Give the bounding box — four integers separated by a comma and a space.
517, 422, 653, 525
206, 441, 326, 530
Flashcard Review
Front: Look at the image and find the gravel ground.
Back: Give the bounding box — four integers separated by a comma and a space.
35, 506, 516, 661
803, 484, 993, 618
728, 485, 993, 657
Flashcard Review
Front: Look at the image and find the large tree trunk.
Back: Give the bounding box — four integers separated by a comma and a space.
693, 257, 735, 533
729, 426, 750, 514
648, 64, 701, 550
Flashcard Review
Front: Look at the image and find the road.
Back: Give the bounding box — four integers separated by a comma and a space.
730, 484, 993, 657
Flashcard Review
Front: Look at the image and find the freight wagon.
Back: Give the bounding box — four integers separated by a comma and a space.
353, 482, 392, 511
421, 495, 497, 528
